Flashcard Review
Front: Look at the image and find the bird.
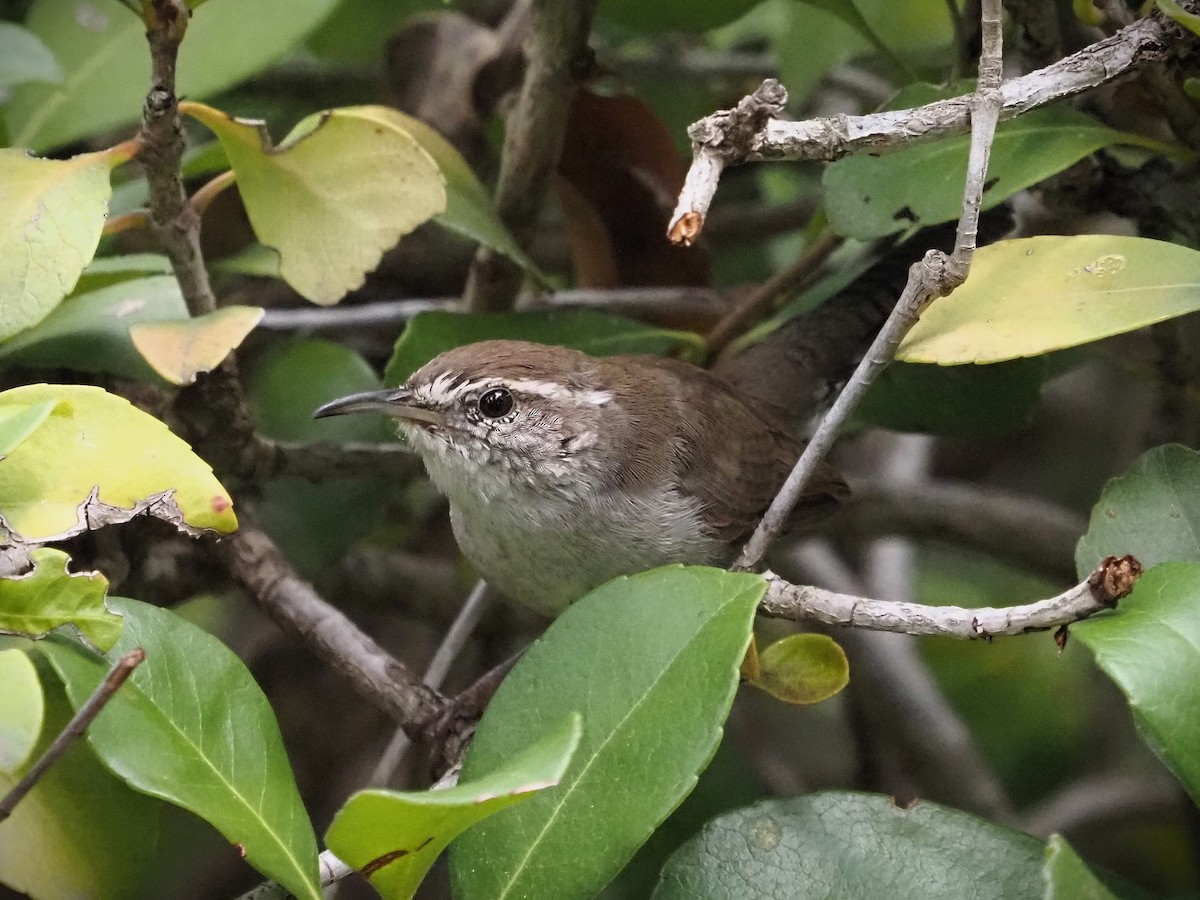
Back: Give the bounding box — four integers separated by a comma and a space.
314, 340, 846, 616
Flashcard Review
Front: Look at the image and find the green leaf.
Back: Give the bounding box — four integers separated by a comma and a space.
0, 275, 184, 382
652, 792, 1045, 899
0, 145, 130, 341
130, 305, 263, 385
600, 0, 764, 32
1043, 835, 1119, 900
75, 253, 174, 293
385, 309, 705, 385
1075, 445, 1200, 576
0, 400, 58, 457
249, 339, 391, 577
0, 22, 62, 89
1074, 562, 1200, 806
856, 357, 1048, 436
824, 100, 1141, 241
183, 102, 446, 305
1158, 0, 1200, 37
362, 106, 545, 281
6, 0, 340, 151
38, 598, 321, 900
898, 236, 1200, 365
0, 670, 161, 900
327, 714, 582, 900
450, 566, 763, 900
747, 633, 848, 705
0, 648, 42, 772
0, 383, 237, 541
0, 548, 121, 651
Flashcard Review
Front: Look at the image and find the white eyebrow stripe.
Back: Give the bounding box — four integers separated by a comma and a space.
505, 378, 613, 406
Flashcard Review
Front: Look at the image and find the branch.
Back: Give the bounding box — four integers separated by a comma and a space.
793, 540, 1014, 822
137, 0, 216, 318
669, 14, 1180, 241
250, 437, 421, 482
210, 528, 448, 737
1023, 772, 1185, 837
830, 478, 1087, 582
256, 286, 728, 332
462, 0, 599, 312
0, 649, 145, 822
734, 0, 1005, 571
761, 554, 1142, 638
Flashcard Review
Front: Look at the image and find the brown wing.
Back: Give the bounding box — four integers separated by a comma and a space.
620, 355, 848, 548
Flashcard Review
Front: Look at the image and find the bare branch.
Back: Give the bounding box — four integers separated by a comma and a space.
670, 14, 1181, 243
762, 554, 1142, 638
250, 437, 421, 482
463, 0, 599, 312
367, 581, 494, 788
1024, 772, 1185, 837
831, 479, 1087, 582
256, 287, 728, 333
794, 540, 1014, 823
0, 649, 145, 822
210, 528, 447, 736
735, 0, 1005, 571
137, 0, 216, 318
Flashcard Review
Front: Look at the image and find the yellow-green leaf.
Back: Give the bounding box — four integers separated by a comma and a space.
327, 714, 581, 900
0, 648, 42, 773
182, 102, 446, 305
130, 305, 263, 385
898, 236, 1200, 365
0, 145, 130, 340
350, 106, 544, 280
747, 633, 849, 705
1158, 0, 1200, 37
0, 384, 236, 541
0, 400, 60, 457
0, 548, 120, 650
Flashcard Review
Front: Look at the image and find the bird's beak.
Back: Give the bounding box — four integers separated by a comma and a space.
312, 388, 443, 427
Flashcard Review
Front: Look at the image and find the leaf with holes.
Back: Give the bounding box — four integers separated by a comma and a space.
0, 384, 236, 542
898, 236, 1200, 365
0, 145, 132, 340
0, 548, 120, 651
39, 598, 320, 900
183, 102, 446, 305
450, 566, 763, 900
327, 714, 581, 899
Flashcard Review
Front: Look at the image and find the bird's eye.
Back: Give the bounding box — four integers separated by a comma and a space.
477, 388, 514, 419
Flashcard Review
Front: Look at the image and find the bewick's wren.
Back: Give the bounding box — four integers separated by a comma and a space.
314, 340, 846, 615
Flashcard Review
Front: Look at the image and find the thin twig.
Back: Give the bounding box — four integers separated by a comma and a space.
462, 0, 599, 312
705, 231, 841, 357
668, 15, 1181, 242
1023, 772, 1185, 837
794, 540, 1015, 823
0, 648, 145, 822
211, 528, 448, 736
256, 287, 728, 332
829, 478, 1087, 583
366, 581, 493, 788
735, 0, 1005, 571
761, 554, 1142, 637
188, 169, 236, 217
137, 0, 216, 318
